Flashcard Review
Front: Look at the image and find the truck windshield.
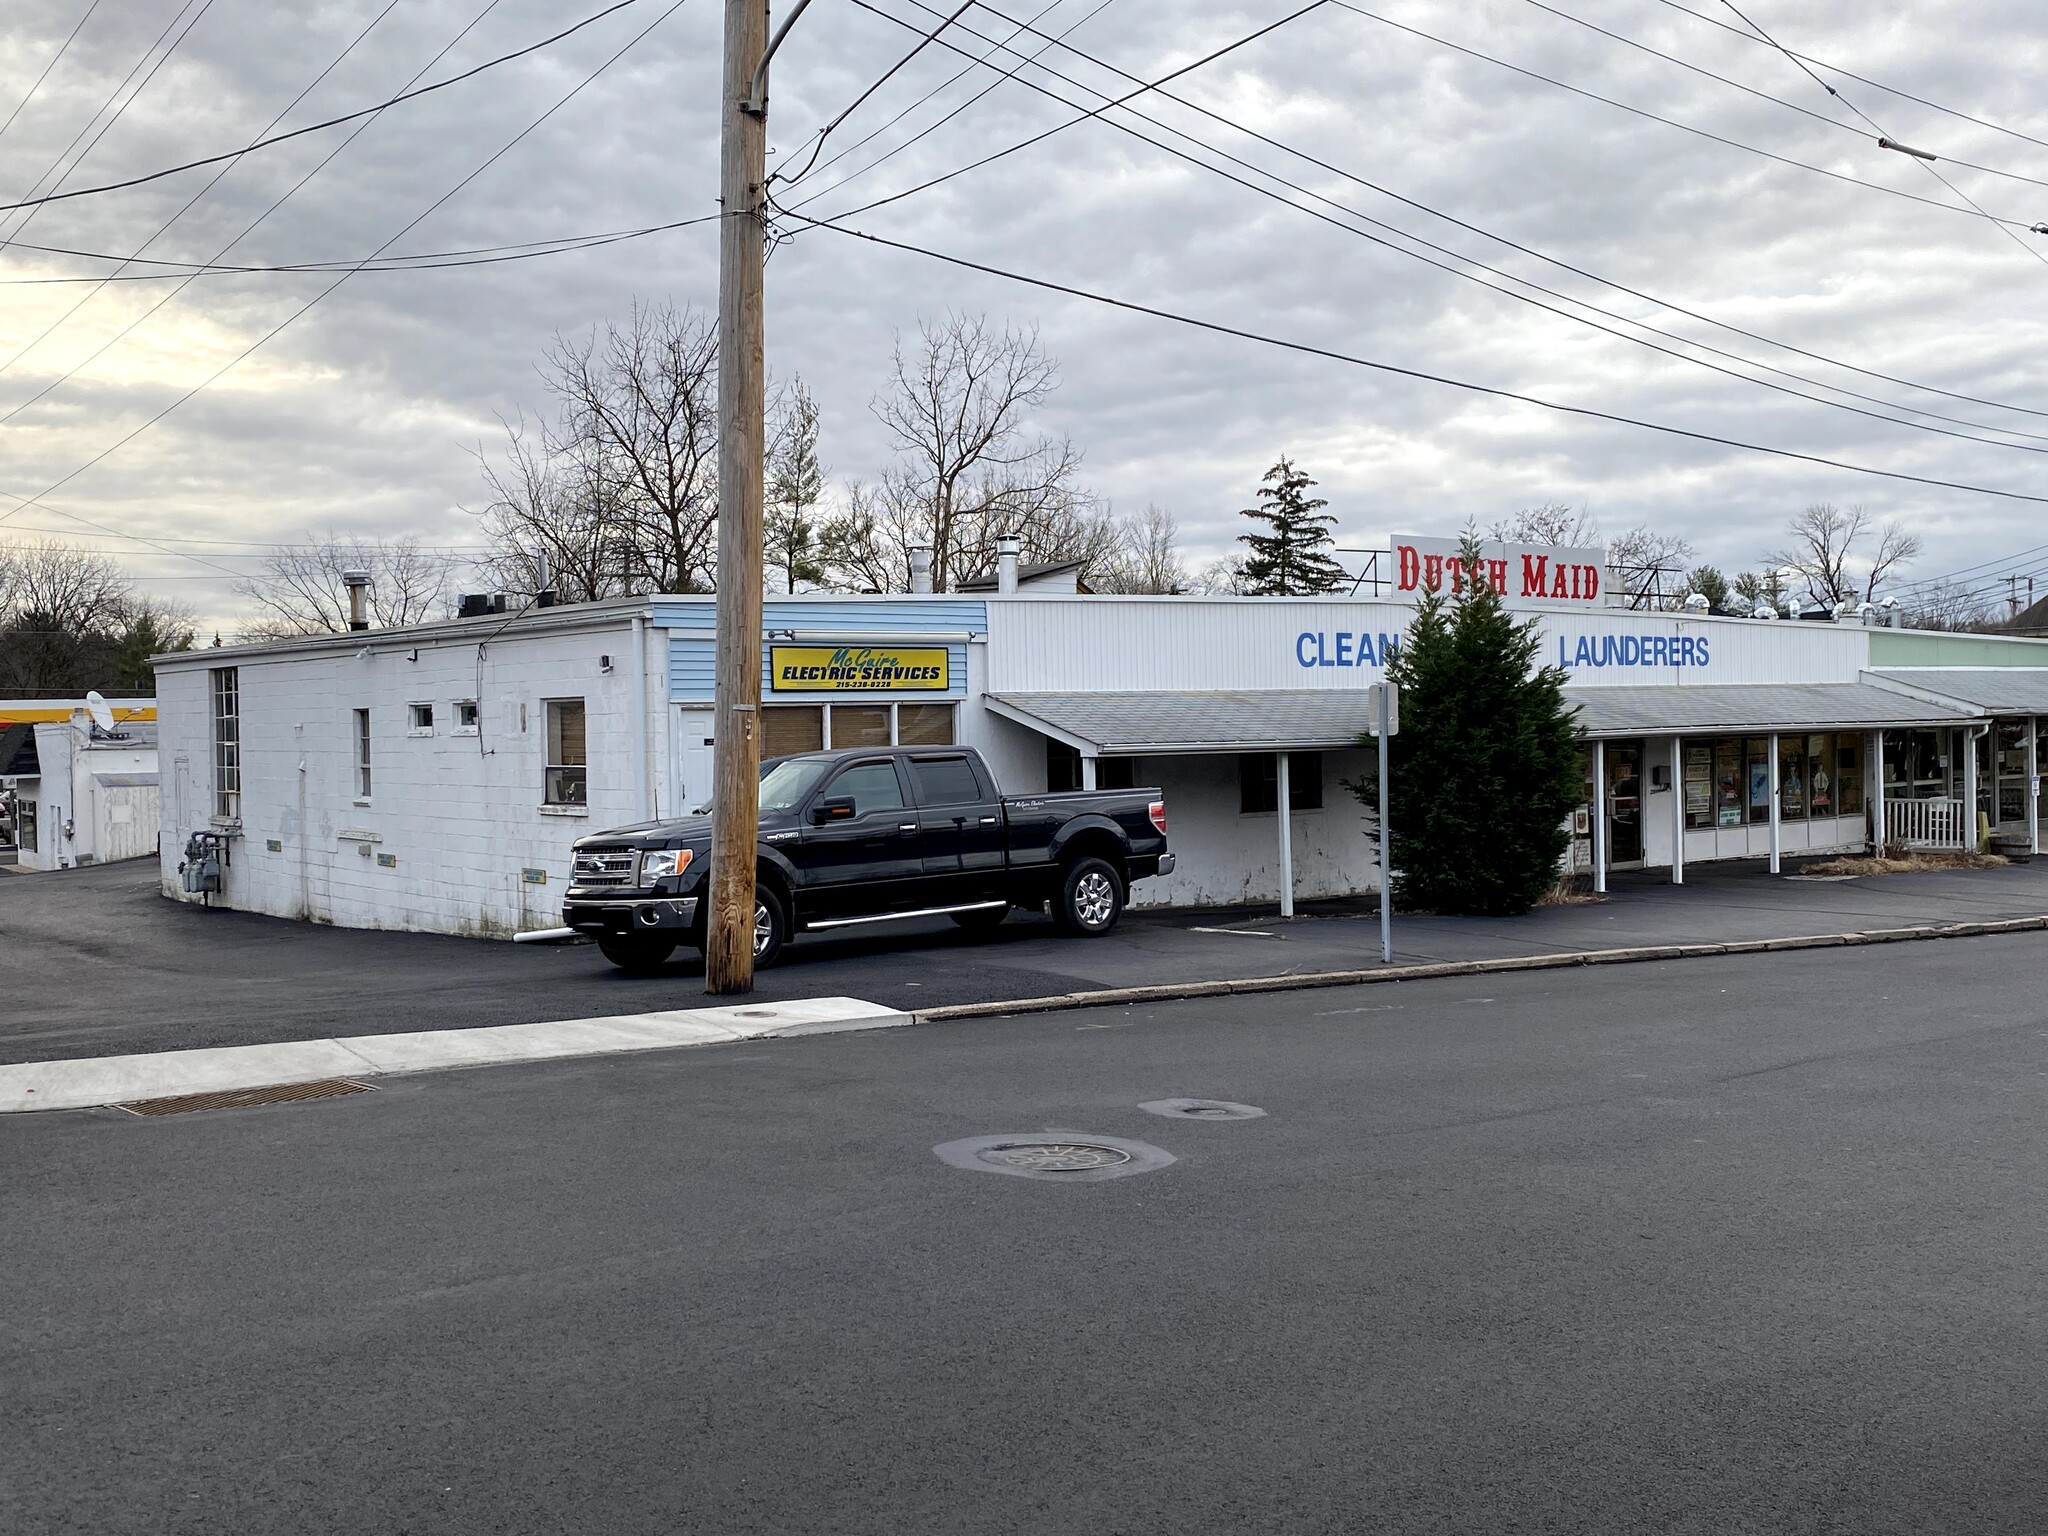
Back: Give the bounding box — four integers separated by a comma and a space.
759, 757, 832, 813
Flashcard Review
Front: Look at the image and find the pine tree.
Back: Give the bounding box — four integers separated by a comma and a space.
1352, 542, 1583, 915
1236, 457, 1347, 595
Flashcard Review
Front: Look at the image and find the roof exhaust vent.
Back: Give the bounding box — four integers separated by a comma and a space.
996, 533, 1020, 595
908, 544, 933, 595
341, 569, 372, 631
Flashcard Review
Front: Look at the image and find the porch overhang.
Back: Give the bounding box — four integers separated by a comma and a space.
1566, 682, 1980, 738
982, 690, 1380, 756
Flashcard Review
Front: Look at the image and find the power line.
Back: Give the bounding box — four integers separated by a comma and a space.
1328, 2, 2043, 235
0, 0, 641, 216
844, 0, 2048, 456
0, 0, 407, 384
774, 0, 977, 187
773, 206, 2048, 508
0, 0, 694, 563
946, 0, 2048, 431
1521, 0, 2048, 193
1710, 0, 2048, 274
780, 0, 1120, 207
1649, 0, 2048, 156
0, 0, 106, 149
0, 214, 720, 285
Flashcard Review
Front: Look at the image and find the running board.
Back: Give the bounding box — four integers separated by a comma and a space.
803, 900, 1007, 931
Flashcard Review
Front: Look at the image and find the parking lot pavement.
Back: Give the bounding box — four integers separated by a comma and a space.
8, 855, 2048, 1066
9, 939, 2048, 1534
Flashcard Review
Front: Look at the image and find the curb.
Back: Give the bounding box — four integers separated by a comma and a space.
912, 915, 2048, 1023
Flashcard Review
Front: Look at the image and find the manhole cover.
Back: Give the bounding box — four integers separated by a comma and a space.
977, 1141, 1132, 1173
1138, 1097, 1267, 1122
934, 1132, 1175, 1182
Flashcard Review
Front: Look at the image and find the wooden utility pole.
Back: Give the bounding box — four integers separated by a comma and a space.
705, 0, 769, 994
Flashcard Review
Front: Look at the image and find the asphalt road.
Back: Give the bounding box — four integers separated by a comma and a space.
12, 855, 2048, 1065
10, 935, 2048, 1533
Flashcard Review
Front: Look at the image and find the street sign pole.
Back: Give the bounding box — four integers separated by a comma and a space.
1377, 682, 1392, 964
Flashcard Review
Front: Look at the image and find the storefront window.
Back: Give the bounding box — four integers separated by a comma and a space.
1806, 735, 1834, 818
1714, 740, 1743, 828
1836, 736, 1863, 817
1779, 738, 1806, 820
897, 703, 956, 745
1747, 739, 1771, 824
1683, 743, 1714, 830
764, 705, 824, 758
1240, 753, 1322, 814
829, 705, 892, 748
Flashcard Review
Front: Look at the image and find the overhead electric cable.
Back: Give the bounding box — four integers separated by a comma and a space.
0, 0, 691, 545
0, 0, 513, 424
949, 0, 2048, 427
1649, 0, 2048, 155
0, 0, 640, 216
782, 0, 1120, 207
774, 207, 2048, 509
1711, 0, 2048, 272
0, 0, 106, 149
1328, 2, 2041, 234
774, 0, 977, 186
1520, 0, 2048, 192
840, 0, 2048, 455
0, 0, 406, 382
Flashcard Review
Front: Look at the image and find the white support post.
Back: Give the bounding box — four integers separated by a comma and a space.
1276, 752, 1295, 918
2030, 716, 2040, 857
1591, 744, 1607, 894
1767, 732, 1781, 874
1670, 735, 1685, 886
1081, 755, 1097, 791
1964, 726, 1979, 851
1871, 730, 1886, 854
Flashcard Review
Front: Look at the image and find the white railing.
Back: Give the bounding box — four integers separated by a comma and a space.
1884, 796, 1967, 849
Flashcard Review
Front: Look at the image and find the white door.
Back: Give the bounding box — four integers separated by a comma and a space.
673, 708, 715, 816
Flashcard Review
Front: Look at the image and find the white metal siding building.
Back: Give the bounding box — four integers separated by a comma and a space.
152, 587, 2048, 937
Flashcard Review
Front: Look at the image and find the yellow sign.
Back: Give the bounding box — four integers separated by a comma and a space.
770, 644, 949, 692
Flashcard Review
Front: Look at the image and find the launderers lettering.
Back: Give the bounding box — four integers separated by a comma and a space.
1558, 633, 1712, 668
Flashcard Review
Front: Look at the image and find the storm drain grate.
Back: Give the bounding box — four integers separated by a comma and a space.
117, 1079, 373, 1117
934, 1132, 1176, 1182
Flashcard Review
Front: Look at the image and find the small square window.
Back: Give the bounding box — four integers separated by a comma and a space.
454, 700, 479, 735
408, 703, 435, 735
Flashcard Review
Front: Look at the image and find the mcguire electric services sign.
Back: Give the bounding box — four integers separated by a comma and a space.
770, 644, 950, 691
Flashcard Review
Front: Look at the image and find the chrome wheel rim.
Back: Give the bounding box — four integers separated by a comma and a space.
753, 899, 775, 957
1074, 870, 1116, 927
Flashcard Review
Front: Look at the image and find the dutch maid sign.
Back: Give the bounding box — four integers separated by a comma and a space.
1391, 534, 1609, 611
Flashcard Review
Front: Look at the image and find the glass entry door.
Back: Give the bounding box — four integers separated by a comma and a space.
1605, 740, 1645, 866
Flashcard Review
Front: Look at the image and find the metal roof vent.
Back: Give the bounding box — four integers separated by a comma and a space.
1682, 592, 1710, 613
341, 569, 372, 631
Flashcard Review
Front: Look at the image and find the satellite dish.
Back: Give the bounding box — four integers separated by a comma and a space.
85, 691, 116, 733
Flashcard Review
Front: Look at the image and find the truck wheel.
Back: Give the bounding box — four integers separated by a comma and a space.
598, 934, 677, 974
950, 903, 1009, 933
752, 886, 788, 969
1054, 856, 1124, 936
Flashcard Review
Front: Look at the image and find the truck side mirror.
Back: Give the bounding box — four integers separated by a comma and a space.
812, 796, 857, 825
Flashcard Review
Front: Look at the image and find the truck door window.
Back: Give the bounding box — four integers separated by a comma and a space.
824, 761, 906, 817
911, 756, 983, 806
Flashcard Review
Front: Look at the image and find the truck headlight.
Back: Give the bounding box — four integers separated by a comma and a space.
639, 849, 692, 881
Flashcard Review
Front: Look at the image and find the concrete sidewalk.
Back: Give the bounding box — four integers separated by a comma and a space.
6, 856, 2047, 1066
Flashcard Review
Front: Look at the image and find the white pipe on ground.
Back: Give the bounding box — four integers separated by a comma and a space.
513, 927, 579, 943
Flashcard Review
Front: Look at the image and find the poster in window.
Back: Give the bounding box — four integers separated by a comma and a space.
1749, 762, 1771, 813
1684, 747, 1714, 829
1715, 741, 1743, 827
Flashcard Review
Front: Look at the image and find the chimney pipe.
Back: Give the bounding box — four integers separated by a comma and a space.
996, 534, 1020, 595
341, 569, 372, 631
908, 544, 933, 595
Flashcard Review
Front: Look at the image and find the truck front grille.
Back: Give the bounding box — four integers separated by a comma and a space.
572, 847, 639, 886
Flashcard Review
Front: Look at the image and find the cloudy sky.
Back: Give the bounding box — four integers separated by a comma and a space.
2, 0, 2046, 629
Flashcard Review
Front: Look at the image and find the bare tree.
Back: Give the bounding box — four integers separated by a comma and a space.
767, 377, 827, 594
234, 534, 455, 639
1899, 578, 1999, 632
1097, 504, 1190, 594
1769, 502, 1921, 606
0, 540, 191, 694
828, 314, 1093, 592
0, 539, 130, 635
1606, 525, 1696, 610
472, 301, 720, 596
1489, 503, 1599, 546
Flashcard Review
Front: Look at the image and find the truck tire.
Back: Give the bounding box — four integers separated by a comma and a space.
1054, 856, 1124, 936
598, 934, 677, 974
950, 903, 1009, 933
752, 886, 788, 969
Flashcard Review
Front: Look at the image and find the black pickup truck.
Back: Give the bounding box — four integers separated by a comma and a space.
564, 746, 1174, 972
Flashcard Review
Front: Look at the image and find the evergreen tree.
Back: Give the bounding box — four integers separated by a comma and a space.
1352, 542, 1583, 915
1236, 457, 1347, 595
767, 378, 827, 593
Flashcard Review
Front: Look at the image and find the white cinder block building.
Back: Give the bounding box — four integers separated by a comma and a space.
152, 542, 2048, 938
0, 701, 160, 871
